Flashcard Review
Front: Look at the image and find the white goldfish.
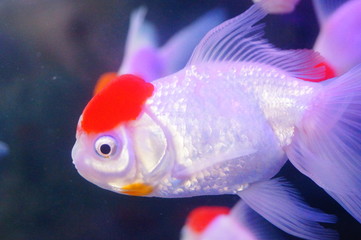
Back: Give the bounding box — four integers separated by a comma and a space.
72, 4, 361, 239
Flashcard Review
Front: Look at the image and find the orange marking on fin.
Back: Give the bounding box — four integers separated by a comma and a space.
93, 72, 118, 96
300, 61, 336, 82
81, 74, 154, 134
186, 206, 230, 233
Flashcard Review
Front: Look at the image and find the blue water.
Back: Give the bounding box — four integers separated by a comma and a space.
0, 0, 359, 239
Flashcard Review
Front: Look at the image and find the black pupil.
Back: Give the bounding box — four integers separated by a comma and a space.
100, 144, 111, 155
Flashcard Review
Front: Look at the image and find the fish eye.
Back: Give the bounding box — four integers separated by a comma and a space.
94, 136, 118, 158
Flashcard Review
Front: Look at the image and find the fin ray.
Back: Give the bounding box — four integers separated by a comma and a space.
286, 64, 361, 222
187, 4, 325, 80
238, 178, 337, 240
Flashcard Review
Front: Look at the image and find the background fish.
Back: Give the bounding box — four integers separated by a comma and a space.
73, 4, 361, 239
0, 141, 9, 159
180, 202, 287, 240
313, 0, 361, 75
93, 6, 226, 95
118, 7, 226, 82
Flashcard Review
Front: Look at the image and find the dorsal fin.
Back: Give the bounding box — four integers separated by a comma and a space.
81, 74, 154, 134
187, 4, 325, 80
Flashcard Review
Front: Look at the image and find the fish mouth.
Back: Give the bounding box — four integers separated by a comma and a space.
120, 182, 154, 196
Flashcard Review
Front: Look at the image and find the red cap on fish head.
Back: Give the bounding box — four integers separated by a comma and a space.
81, 74, 154, 134
186, 206, 230, 233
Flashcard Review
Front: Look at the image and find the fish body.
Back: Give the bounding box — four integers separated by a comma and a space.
74, 62, 319, 197
73, 4, 361, 239
136, 62, 317, 197
0, 141, 8, 159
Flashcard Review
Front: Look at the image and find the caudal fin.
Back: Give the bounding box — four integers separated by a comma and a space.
286, 64, 361, 223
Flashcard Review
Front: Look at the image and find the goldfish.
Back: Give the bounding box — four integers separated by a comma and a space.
72, 4, 361, 239
181, 202, 286, 240
0, 141, 8, 159
93, 6, 226, 95
313, 0, 361, 75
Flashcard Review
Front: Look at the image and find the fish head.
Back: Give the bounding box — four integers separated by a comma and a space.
72, 74, 168, 196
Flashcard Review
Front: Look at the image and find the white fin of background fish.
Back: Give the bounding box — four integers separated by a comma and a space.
253, 0, 300, 14
118, 6, 226, 81
312, 0, 347, 24
0, 141, 9, 158
313, 0, 361, 75
118, 7, 157, 77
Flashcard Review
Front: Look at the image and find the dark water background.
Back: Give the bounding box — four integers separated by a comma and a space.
0, 0, 359, 239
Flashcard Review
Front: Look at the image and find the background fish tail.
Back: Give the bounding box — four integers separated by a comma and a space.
286, 64, 361, 223
238, 178, 337, 240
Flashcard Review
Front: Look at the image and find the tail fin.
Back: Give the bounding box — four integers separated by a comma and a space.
286, 64, 361, 222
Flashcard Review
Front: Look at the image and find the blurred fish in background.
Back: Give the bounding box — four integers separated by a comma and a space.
253, 0, 300, 14
94, 6, 225, 94
180, 202, 288, 240
313, 0, 361, 75
0, 141, 9, 159
118, 7, 226, 81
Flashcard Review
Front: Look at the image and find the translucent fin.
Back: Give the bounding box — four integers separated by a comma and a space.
118, 6, 157, 75
230, 201, 288, 240
326, 190, 361, 223
238, 178, 338, 240
312, 0, 347, 24
160, 8, 226, 75
187, 4, 325, 80
286, 64, 361, 223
